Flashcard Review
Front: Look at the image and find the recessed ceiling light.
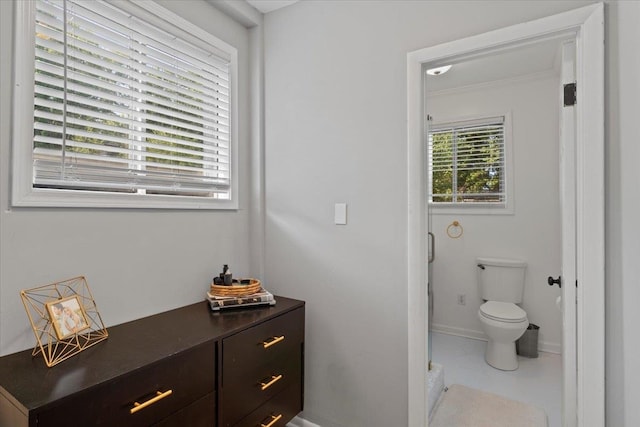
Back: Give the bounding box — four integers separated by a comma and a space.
426, 65, 452, 76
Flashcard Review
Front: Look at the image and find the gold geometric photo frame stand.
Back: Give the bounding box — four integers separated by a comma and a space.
20, 276, 108, 367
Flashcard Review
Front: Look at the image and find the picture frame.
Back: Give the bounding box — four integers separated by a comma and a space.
45, 295, 91, 340
20, 276, 108, 367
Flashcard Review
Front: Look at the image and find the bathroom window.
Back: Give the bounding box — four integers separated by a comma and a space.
12, 0, 238, 209
428, 114, 512, 212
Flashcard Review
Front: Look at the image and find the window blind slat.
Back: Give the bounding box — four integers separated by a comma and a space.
56, 28, 231, 98
35, 40, 231, 112
33, 138, 228, 173
428, 117, 505, 204
34, 162, 230, 194
62, 2, 231, 88
35, 61, 231, 124
34, 105, 229, 149
35, 100, 230, 148
37, 1, 231, 99
69, 0, 231, 74
34, 146, 230, 173
32, 0, 234, 199
34, 87, 230, 142
34, 80, 230, 136
33, 127, 228, 169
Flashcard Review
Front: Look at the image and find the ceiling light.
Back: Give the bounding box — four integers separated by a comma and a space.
426, 65, 452, 76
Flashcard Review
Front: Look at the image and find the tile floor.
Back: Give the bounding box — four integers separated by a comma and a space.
431, 331, 562, 427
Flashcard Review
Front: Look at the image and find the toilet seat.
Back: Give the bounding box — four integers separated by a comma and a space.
480, 301, 527, 323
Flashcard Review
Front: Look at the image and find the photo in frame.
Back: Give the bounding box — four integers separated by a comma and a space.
45, 295, 91, 340
20, 276, 108, 367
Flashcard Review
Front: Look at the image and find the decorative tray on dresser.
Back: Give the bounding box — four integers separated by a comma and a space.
0, 296, 305, 427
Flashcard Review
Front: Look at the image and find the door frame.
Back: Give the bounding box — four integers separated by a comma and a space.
560, 39, 578, 427
407, 4, 604, 426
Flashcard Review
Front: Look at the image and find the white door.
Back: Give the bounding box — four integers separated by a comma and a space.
559, 40, 577, 427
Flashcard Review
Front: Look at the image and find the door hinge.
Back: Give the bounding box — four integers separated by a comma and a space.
564, 82, 577, 106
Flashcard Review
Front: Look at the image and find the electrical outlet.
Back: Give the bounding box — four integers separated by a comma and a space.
457, 294, 466, 305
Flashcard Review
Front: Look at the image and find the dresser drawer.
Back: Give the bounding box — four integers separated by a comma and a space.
220, 307, 304, 427
221, 352, 301, 427
223, 307, 304, 377
37, 342, 215, 426
233, 381, 302, 427
153, 392, 216, 427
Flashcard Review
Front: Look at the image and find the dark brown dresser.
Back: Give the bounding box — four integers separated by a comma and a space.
0, 296, 305, 427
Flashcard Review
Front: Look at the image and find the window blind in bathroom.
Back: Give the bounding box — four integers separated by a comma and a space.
428, 116, 506, 204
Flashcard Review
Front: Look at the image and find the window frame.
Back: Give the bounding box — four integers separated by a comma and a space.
12, 0, 239, 209
427, 112, 514, 215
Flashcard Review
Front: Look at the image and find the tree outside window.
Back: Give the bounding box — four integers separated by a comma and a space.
429, 118, 505, 204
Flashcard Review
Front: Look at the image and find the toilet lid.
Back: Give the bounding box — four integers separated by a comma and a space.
480, 301, 527, 323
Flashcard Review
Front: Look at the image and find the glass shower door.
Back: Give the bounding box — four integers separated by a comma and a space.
424, 70, 435, 372
426, 112, 435, 371
428, 229, 434, 370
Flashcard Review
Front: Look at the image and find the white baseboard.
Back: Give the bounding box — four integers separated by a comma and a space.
432, 323, 486, 341
287, 415, 323, 427
538, 341, 560, 354
431, 323, 561, 354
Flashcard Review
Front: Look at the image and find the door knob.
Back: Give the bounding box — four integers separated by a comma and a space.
548, 276, 562, 288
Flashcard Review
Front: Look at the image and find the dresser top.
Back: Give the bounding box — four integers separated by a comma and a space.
0, 296, 304, 414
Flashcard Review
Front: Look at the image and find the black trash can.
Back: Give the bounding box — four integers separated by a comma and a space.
516, 323, 539, 358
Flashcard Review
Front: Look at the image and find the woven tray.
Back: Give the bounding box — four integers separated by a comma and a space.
210, 279, 261, 297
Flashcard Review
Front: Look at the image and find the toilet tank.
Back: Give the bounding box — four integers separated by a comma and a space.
476, 257, 527, 303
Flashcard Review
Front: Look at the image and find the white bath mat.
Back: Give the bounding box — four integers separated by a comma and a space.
430, 384, 548, 427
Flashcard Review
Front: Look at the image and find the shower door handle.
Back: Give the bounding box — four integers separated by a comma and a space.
428, 232, 435, 263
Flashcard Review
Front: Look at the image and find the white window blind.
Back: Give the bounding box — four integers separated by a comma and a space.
428, 116, 506, 204
30, 0, 232, 202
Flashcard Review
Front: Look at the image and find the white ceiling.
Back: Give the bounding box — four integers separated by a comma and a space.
426, 38, 564, 93
246, 0, 299, 14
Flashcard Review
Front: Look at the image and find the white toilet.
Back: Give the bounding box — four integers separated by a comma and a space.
476, 257, 529, 371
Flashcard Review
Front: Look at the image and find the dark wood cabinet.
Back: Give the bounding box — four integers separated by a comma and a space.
0, 297, 304, 427
220, 306, 304, 427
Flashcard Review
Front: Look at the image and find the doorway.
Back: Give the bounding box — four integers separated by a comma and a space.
424, 36, 567, 426
407, 4, 604, 427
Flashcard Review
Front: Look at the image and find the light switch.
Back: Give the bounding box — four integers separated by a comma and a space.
334, 203, 347, 225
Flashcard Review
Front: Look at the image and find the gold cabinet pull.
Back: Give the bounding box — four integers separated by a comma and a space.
130, 389, 173, 414
260, 374, 283, 391
262, 335, 285, 349
261, 414, 283, 427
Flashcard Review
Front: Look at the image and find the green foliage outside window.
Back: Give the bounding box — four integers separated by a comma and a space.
430, 121, 504, 204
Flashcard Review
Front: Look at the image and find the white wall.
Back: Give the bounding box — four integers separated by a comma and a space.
0, 0, 253, 356
429, 73, 563, 352
262, 1, 597, 426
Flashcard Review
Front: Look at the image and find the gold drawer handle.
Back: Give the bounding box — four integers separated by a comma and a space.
262, 335, 285, 349
130, 389, 173, 414
260, 374, 283, 391
261, 414, 283, 427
